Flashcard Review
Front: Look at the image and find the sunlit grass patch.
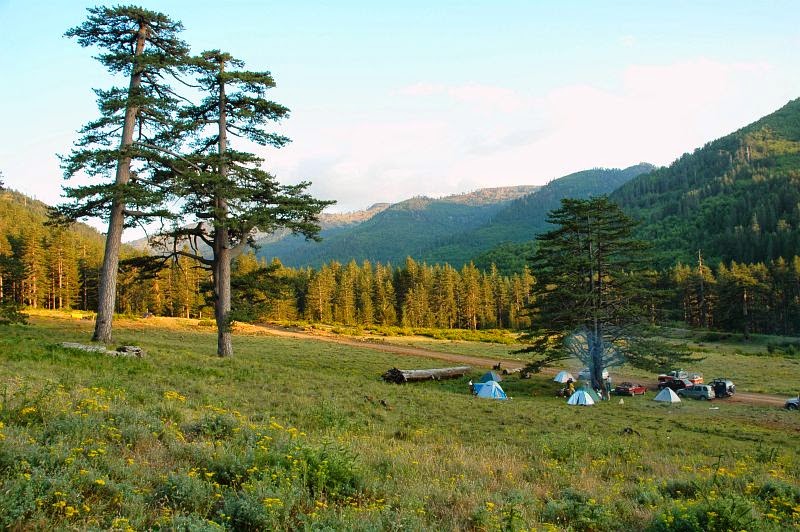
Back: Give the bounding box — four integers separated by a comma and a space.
0, 314, 799, 529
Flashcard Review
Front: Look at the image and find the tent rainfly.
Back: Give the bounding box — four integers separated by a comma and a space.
474, 380, 508, 400
578, 385, 601, 402
478, 371, 503, 383
567, 390, 595, 406
553, 370, 575, 383
653, 387, 681, 403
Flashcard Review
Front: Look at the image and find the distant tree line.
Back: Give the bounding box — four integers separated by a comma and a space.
5, 193, 800, 338
669, 255, 800, 337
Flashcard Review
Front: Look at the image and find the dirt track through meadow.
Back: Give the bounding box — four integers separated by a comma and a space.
256, 324, 790, 407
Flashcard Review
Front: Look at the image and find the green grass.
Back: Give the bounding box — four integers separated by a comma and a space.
1, 312, 799, 530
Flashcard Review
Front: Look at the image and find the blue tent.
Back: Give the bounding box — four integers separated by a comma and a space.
474, 380, 508, 400
578, 385, 601, 402
567, 389, 595, 406
478, 371, 503, 383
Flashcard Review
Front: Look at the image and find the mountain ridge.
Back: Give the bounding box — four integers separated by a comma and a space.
254, 166, 652, 268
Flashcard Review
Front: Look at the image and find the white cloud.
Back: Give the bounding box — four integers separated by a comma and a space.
274, 57, 793, 214
397, 82, 530, 113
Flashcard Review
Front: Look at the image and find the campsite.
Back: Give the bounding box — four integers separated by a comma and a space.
2, 2, 800, 530
0, 311, 798, 530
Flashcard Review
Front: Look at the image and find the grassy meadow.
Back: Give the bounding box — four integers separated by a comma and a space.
0, 312, 799, 530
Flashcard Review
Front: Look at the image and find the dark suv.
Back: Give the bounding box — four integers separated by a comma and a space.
658, 378, 693, 392
710, 378, 735, 398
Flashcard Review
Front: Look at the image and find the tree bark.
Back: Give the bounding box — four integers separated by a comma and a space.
213, 58, 233, 357
93, 22, 147, 343
382, 366, 472, 384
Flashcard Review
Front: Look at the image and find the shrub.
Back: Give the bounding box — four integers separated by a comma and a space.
540, 488, 615, 530
187, 412, 239, 440
648, 494, 758, 532
219, 493, 274, 530
152, 472, 216, 515
661, 479, 701, 499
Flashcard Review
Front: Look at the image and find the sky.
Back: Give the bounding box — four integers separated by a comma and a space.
1, 1, 799, 239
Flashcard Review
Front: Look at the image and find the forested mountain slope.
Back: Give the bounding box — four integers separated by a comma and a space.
0, 189, 107, 309
254, 186, 538, 267
425, 164, 654, 268
612, 98, 800, 268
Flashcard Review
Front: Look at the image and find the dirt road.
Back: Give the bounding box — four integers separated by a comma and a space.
256, 324, 791, 407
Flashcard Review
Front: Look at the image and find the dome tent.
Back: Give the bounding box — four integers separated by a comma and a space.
567, 389, 595, 406
473, 380, 508, 400
478, 371, 503, 383
578, 385, 601, 402
653, 387, 681, 403
553, 370, 574, 383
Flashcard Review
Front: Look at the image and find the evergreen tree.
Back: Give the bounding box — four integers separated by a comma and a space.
520, 197, 692, 391
305, 264, 335, 322
55, 6, 189, 342
458, 263, 481, 330
431, 265, 458, 329
356, 261, 375, 326
334, 261, 358, 325
373, 263, 397, 325
158, 50, 332, 356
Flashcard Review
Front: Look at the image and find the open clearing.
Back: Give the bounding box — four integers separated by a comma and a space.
0, 313, 798, 530
256, 323, 793, 407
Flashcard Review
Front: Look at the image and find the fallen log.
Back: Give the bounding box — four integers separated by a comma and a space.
382, 366, 471, 384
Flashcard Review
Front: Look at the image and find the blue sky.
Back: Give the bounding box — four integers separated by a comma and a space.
1, 1, 799, 236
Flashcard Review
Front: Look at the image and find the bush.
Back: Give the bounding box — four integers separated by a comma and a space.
661, 479, 701, 499
540, 488, 614, 530
152, 472, 216, 515
0, 302, 28, 325
187, 412, 239, 440
219, 493, 274, 530
648, 494, 758, 532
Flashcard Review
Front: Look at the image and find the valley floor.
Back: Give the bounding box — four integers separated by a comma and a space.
0, 312, 798, 530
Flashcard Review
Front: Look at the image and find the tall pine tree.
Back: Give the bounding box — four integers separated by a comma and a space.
520, 197, 693, 392
55, 6, 189, 342
160, 51, 333, 356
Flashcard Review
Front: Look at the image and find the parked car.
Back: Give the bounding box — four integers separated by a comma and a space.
710, 378, 735, 398
578, 367, 609, 380
658, 370, 703, 385
658, 378, 693, 391
677, 384, 715, 400
785, 397, 799, 410
613, 382, 647, 396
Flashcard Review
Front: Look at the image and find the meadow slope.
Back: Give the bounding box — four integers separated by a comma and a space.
0, 313, 798, 530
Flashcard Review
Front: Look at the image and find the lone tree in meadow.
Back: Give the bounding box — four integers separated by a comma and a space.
155, 51, 333, 357
54, 6, 189, 343
520, 196, 694, 393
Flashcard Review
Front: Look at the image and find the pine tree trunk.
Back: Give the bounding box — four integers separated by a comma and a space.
93, 23, 147, 343
213, 58, 233, 357
214, 241, 233, 357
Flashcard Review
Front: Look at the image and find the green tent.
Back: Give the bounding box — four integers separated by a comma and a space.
578, 385, 601, 402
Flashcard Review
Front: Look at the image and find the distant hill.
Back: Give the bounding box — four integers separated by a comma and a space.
612, 98, 800, 268
423, 164, 655, 268
254, 164, 653, 269
127, 203, 392, 255
254, 186, 539, 267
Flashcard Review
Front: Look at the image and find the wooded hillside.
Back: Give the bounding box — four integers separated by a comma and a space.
613, 98, 800, 268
